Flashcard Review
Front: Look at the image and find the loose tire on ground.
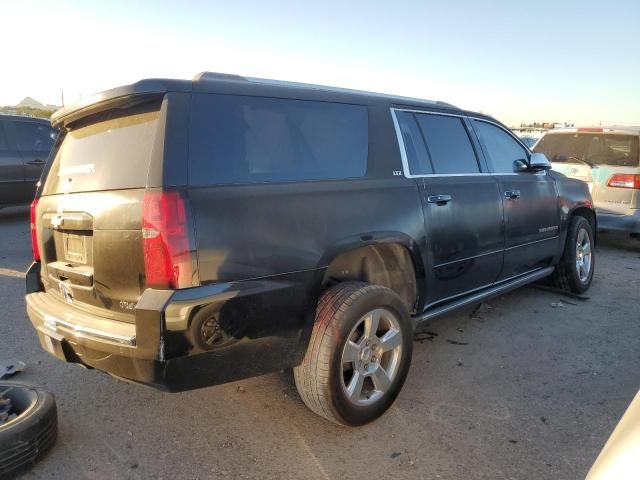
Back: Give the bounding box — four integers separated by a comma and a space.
549, 215, 595, 293
0, 383, 57, 479
294, 282, 413, 426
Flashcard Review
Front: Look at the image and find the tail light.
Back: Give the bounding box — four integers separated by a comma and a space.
607, 174, 640, 189
30, 198, 40, 261
142, 191, 195, 289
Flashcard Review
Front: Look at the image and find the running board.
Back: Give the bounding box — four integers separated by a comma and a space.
412, 266, 555, 328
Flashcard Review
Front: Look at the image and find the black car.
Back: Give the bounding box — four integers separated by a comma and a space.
25, 73, 596, 426
0, 114, 57, 207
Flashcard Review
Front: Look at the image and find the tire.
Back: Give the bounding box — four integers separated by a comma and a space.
549, 215, 595, 293
0, 383, 57, 479
294, 282, 413, 426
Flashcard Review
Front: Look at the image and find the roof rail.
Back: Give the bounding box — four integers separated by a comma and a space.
192, 72, 246, 82
192, 71, 459, 109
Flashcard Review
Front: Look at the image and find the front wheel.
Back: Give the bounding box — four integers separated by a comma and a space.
294, 282, 413, 426
550, 215, 595, 293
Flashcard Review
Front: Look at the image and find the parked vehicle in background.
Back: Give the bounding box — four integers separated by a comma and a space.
519, 136, 538, 148
25, 73, 596, 426
0, 114, 57, 207
534, 127, 640, 239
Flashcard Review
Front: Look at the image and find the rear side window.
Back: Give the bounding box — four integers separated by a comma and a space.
189, 94, 368, 185
473, 120, 528, 173
415, 113, 479, 174
43, 101, 161, 195
14, 121, 56, 152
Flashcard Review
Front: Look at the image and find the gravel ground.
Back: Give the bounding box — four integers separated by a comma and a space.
1, 205, 638, 480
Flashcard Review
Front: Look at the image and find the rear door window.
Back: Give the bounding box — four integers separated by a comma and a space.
14, 121, 56, 152
473, 120, 529, 173
43, 101, 161, 195
414, 113, 480, 174
189, 94, 368, 185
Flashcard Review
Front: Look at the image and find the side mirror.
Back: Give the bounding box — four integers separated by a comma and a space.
529, 152, 552, 171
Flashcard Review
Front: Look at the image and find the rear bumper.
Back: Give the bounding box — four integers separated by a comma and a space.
597, 210, 640, 234
25, 263, 320, 391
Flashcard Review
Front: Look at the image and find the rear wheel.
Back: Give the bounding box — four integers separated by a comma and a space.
550, 216, 595, 293
294, 282, 413, 426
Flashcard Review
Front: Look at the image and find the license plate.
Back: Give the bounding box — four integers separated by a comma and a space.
64, 233, 86, 263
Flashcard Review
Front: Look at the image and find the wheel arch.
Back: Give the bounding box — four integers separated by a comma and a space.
317, 233, 425, 314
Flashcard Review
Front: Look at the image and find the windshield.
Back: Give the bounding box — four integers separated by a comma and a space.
534, 133, 639, 167
43, 100, 161, 195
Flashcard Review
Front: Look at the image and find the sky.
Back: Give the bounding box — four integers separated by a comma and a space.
1, 0, 639, 126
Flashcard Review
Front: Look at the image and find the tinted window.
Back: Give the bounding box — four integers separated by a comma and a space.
534, 133, 639, 167
14, 121, 56, 152
189, 95, 368, 185
415, 114, 479, 174
473, 121, 528, 173
395, 111, 432, 175
0, 122, 9, 151
43, 101, 161, 195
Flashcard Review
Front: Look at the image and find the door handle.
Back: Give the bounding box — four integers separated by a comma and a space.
504, 190, 521, 199
27, 159, 45, 166
427, 194, 452, 205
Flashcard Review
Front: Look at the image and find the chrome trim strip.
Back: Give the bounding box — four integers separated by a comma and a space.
433, 248, 503, 268
42, 313, 136, 346
504, 236, 559, 251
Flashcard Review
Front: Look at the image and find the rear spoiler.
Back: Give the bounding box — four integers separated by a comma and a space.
51, 78, 191, 129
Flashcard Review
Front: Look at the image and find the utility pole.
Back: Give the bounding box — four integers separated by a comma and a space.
61, 90, 65, 107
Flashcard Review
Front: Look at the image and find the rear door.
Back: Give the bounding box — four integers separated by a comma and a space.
35, 98, 167, 322
0, 120, 26, 205
472, 120, 560, 280
393, 110, 504, 305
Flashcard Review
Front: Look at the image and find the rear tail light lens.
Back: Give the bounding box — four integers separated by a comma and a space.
142, 191, 194, 289
607, 174, 640, 189
30, 198, 40, 261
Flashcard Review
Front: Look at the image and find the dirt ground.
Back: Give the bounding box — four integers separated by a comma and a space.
1, 205, 638, 479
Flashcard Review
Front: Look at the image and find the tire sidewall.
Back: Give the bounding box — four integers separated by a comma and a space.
327, 287, 413, 426
566, 216, 595, 292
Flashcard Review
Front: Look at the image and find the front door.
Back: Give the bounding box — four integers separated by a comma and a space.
0, 120, 26, 205
472, 120, 561, 280
393, 110, 504, 306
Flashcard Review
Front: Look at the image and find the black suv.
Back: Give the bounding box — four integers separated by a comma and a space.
0, 114, 57, 207
25, 73, 596, 425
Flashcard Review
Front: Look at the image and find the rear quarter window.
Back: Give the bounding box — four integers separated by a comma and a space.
188, 94, 368, 185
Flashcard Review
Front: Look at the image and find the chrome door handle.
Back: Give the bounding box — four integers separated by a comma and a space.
504, 190, 521, 199
427, 194, 452, 205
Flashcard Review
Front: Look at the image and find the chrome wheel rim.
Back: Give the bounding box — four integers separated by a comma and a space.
340, 308, 403, 406
576, 228, 592, 282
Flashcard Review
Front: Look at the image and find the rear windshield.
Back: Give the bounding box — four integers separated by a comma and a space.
188, 94, 368, 185
43, 101, 161, 195
534, 133, 639, 167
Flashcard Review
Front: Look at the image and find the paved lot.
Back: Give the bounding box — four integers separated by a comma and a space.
1, 205, 639, 480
